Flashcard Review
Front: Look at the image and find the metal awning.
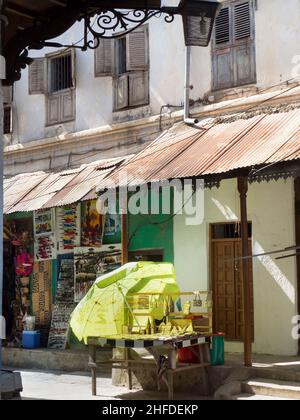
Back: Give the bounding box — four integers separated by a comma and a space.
97, 108, 300, 190
4, 156, 128, 214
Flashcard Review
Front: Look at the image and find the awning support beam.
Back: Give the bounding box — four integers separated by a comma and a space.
238, 176, 252, 367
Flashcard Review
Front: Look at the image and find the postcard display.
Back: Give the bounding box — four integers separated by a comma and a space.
48, 254, 76, 349
37, 200, 123, 349
34, 209, 56, 261
74, 244, 122, 302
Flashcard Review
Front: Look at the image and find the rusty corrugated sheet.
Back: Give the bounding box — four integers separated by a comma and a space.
4, 172, 49, 214
4, 157, 128, 214
99, 108, 300, 189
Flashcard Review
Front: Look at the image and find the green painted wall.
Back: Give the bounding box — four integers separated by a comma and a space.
128, 191, 174, 263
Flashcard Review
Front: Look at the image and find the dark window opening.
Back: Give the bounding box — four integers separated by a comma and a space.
117, 37, 127, 76
4, 106, 12, 134
212, 222, 252, 240
50, 53, 73, 93
129, 249, 164, 262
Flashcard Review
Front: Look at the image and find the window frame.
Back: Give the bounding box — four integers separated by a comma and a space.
211, 0, 257, 92
94, 25, 150, 112
45, 49, 76, 126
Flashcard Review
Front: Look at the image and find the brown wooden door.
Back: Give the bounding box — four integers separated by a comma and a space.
212, 239, 254, 340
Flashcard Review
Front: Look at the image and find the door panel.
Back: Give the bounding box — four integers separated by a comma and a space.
212, 238, 254, 341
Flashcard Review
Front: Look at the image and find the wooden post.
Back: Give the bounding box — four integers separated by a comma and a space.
237, 177, 252, 367
121, 213, 128, 265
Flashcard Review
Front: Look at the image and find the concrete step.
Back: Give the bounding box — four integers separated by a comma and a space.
235, 393, 293, 401
242, 378, 300, 400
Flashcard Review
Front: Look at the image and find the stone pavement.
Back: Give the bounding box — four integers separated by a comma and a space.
18, 369, 209, 401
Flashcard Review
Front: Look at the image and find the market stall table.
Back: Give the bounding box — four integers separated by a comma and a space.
88, 333, 211, 400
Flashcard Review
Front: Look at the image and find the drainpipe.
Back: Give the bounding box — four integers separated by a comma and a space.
184, 46, 199, 125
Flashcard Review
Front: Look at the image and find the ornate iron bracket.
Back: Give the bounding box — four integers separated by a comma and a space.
85, 9, 176, 49
40, 8, 178, 51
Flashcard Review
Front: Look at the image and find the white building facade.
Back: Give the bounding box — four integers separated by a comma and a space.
4, 0, 300, 175
3, 0, 300, 356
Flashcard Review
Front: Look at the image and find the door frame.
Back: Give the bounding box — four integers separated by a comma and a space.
209, 222, 254, 341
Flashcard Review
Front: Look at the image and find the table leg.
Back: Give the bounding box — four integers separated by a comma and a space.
125, 348, 133, 390
167, 370, 174, 401
89, 345, 97, 396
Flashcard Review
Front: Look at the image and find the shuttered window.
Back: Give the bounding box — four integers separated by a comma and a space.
29, 58, 46, 95
215, 8, 230, 45
95, 25, 149, 111
212, 0, 256, 91
28, 50, 76, 126
95, 39, 115, 77
50, 53, 73, 93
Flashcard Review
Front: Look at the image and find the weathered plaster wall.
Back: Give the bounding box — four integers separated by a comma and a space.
174, 178, 298, 356
12, 0, 300, 146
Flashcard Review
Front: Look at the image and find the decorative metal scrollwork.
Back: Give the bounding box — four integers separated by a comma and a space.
86, 9, 176, 49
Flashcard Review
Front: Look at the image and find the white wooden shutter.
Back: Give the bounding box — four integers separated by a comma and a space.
46, 94, 60, 125
95, 39, 115, 77
29, 58, 46, 95
212, 0, 255, 90
129, 71, 149, 107
214, 7, 231, 46
114, 74, 129, 110
212, 49, 234, 91
127, 25, 149, 71
233, 1, 251, 42
233, 43, 256, 86
60, 89, 76, 122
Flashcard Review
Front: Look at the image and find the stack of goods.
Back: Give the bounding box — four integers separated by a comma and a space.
48, 255, 76, 349
32, 261, 53, 346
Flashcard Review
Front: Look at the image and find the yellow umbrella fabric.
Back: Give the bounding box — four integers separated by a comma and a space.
69, 262, 179, 343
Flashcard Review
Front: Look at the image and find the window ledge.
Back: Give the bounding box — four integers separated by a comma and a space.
112, 105, 151, 125
208, 84, 258, 104
44, 121, 76, 139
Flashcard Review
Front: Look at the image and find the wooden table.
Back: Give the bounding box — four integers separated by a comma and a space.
87, 334, 211, 400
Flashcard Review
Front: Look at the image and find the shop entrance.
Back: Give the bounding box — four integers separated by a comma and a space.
210, 223, 254, 341
3, 239, 16, 340
3, 216, 34, 346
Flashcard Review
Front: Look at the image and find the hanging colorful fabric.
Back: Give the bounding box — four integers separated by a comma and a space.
15, 250, 33, 276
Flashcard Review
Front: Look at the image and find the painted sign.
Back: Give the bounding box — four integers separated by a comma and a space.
81, 200, 105, 247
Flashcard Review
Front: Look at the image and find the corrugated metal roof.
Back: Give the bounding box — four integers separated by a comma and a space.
98, 108, 300, 189
4, 157, 128, 215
